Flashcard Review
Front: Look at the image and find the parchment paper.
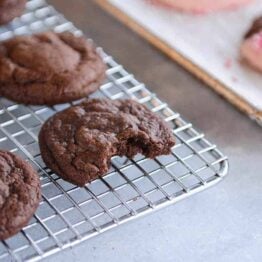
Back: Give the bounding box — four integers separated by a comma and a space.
108, 0, 262, 113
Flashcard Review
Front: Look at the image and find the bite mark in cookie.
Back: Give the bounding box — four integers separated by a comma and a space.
39, 99, 175, 186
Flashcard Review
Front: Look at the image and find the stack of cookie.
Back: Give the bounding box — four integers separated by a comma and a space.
0, 3, 176, 241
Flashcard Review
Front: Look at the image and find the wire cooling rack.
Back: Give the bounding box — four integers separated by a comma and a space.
0, 0, 229, 261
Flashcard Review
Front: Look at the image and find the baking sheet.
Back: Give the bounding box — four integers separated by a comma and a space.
97, 0, 262, 125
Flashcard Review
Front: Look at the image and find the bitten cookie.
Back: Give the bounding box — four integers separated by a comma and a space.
0, 0, 26, 25
39, 99, 175, 186
0, 150, 41, 240
148, 0, 251, 14
0, 31, 106, 105
241, 16, 262, 73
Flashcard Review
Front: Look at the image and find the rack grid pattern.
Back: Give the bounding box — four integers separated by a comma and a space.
0, 1, 228, 261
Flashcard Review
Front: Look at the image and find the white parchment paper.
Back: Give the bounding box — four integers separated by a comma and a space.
108, 0, 262, 111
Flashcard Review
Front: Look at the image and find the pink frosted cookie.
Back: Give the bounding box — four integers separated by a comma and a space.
241, 16, 262, 73
148, 0, 252, 14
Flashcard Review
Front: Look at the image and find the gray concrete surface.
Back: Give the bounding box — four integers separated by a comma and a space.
46, 1, 262, 261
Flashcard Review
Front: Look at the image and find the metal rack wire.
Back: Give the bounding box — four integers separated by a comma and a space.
0, 0, 228, 261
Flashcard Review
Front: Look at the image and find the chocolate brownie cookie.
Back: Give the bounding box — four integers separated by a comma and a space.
0, 0, 26, 25
0, 150, 41, 240
39, 99, 175, 186
0, 31, 106, 105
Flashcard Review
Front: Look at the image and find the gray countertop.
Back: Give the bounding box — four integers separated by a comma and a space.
46, 1, 262, 261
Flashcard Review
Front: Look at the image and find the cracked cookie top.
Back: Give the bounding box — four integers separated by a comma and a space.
0, 31, 106, 105
39, 99, 175, 186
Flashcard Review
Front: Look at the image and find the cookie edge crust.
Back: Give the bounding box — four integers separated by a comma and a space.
0, 151, 41, 240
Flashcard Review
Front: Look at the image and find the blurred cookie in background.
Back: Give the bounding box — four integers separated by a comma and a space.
148, 0, 252, 14
241, 16, 262, 73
